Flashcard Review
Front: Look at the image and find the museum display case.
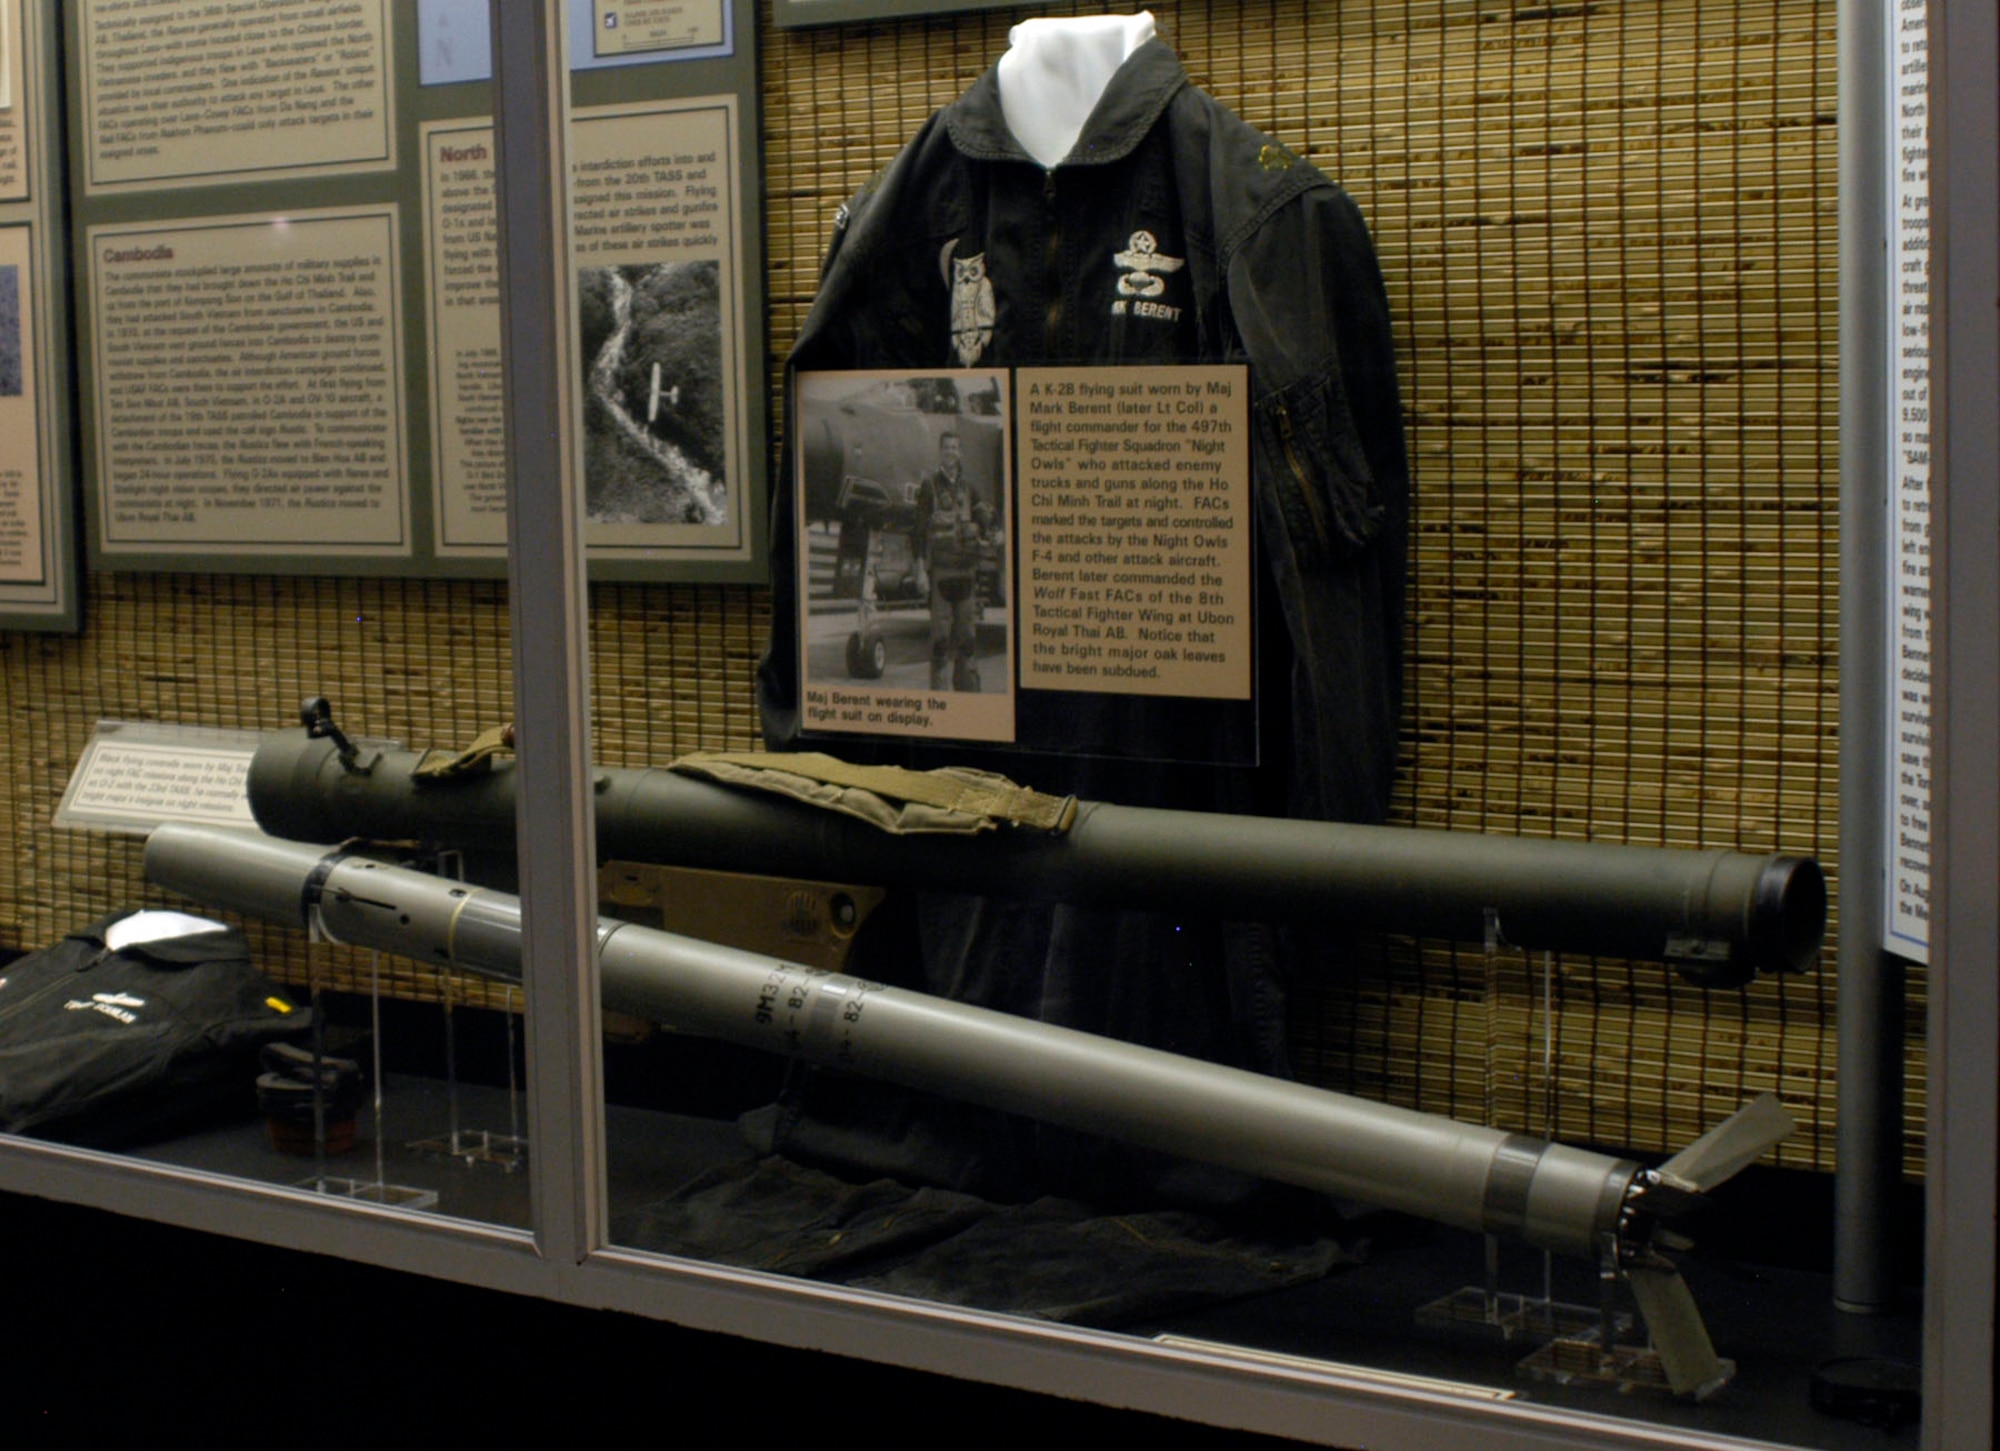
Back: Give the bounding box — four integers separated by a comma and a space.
1, 3, 1992, 1446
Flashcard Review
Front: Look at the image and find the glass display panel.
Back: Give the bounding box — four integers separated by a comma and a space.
64, 0, 767, 581
0, 0, 81, 631
582, 7, 1916, 1448
0, 1, 1959, 1446
12, 701, 541, 1233
2, 6, 577, 1239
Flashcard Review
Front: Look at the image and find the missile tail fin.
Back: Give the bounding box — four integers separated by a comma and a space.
1626, 1262, 1728, 1398
1616, 1093, 1793, 1397
1655, 1092, 1793, 1194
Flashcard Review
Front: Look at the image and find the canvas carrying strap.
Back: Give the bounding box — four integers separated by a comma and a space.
670, 751, 1078, 836
403, 724, 1076, 836
411, 723, 515, 782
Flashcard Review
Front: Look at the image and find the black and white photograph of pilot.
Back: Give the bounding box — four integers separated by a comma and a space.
0, 265, 21, 398
797, 371, 1011, 693
579, 260, 727, 526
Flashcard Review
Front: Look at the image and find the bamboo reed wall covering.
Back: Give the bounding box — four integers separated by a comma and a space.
0, 2, 1898, 1174
764, 2, 1866, 1170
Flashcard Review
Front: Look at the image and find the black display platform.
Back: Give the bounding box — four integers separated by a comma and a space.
20, 1067, 1919, 1450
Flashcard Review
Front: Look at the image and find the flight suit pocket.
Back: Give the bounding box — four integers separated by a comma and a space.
1255, 369, 1382, 567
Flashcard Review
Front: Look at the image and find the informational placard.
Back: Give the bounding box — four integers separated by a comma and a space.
54, 721, 265, 835
77, 0, 394, 193
424, 125, 504, 544
70, 0, 768, 580
0, 0, 77, 630
416, 0, 734, 87
87, 207, 409, 553
424, 97, 751, 560
0, 0, 23, 200
591, 1, 725, 56
0, 225, 43, 581
1016, 365, 1250, 699
796, 370, 1016, 744
795, 364, 1256, 753
1884, 0, 1930, 962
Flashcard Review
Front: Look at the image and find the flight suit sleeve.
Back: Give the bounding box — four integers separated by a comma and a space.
1228, 182, 1408, 568
1225, 180, 1410, 825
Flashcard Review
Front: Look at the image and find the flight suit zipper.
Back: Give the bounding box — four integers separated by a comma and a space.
1043, 169, 1062, 356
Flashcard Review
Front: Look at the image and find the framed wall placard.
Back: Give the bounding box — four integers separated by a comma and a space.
794, 364, 1259, 765
87, 207, 412, 555
422, 96, 753, 562
0, 0, 80, 631
772, 0, 1021, 27
75, 0, 397, 195
65, 0, 767, 581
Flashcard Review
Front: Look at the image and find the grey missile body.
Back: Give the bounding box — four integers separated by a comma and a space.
146, 823, 1640, 1259
248, 727, 1825, 984
151, 822, 1789, 1395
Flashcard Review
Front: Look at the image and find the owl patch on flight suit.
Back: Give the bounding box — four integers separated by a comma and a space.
942, 240, 996, 365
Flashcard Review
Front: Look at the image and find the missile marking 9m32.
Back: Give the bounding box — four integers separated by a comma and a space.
250, 709, 1826, 986
147, 822, 1796, 1398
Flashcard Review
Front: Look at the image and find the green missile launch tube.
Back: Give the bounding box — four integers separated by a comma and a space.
248, 728, 1824, 984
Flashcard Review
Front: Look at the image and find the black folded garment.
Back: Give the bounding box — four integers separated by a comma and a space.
616, 1154, 1353, 1328
0, 910, 310, 1147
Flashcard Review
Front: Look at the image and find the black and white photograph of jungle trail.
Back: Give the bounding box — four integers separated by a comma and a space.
0, 265, 21, 399
579, 260, 726, 526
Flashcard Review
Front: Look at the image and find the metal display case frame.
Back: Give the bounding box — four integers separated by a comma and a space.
1, 3, 1992, 1447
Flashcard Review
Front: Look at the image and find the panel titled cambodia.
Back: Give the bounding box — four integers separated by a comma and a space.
89, 208, 409, 552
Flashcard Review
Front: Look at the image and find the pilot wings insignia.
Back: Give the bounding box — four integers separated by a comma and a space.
1112, 230, 1185, 298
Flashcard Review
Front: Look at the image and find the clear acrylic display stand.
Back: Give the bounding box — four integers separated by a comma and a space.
294, 949, 438, 1211
1410, 908, 1730, 1397
407, 852, 529, 1173
407, 972, 529, 1172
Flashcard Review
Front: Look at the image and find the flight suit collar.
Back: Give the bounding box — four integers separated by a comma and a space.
943, 38, 1190, 168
